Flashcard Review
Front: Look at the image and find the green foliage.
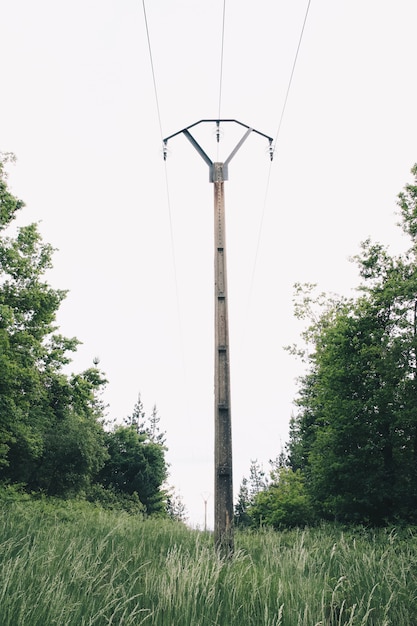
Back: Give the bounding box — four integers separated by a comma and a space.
125, 393, 167, 445
286, 165, 417, 525
0, 156, 109, 496
234, 476, 252, 527
397, 162, 417, 239
234, 460, 268, 528
236, 458, 314, 529
2, 496, 417, 625
86, 483, 146, 515
251, 467, 315, 529
0, 157, 171, 515
0, 154, 24, 228
99, 394, 170, 515
165, 486, 188, 522
97, 424, 168, 515
35, 409, 109, 496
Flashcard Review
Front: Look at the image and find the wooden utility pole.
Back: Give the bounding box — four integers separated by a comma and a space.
163, 120, 273, 555
212, 161, 233, 553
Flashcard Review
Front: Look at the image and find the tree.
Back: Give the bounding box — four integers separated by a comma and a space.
125, 393, 146, 432
31, 367, 109, 496
250, 467, 314, 529
234, 460, 268, 528
234, 477, 251, 528
166, 486, 188, 522
125, 394, 166, 445
0, 155, 108, 495
97, 422, 168, 515
287, 165, 417, 524
148, 404, 166, 445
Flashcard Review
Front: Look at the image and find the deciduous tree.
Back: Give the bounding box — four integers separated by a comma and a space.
287, 165, 417, 524
0, 155, 108, 495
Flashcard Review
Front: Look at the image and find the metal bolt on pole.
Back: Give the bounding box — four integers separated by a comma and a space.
163, 120, 273, 555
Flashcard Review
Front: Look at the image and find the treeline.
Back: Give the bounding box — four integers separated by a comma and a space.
236, 165, 417, 529
0, 154, 183, 519
5, 152, 417, 530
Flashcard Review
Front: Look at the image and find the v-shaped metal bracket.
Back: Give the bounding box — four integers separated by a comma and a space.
163, 119, 274, 182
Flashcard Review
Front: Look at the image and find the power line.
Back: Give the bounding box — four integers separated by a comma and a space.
142, 0, 164, 139
142, 0, 312, 383
162, 164, 187, 382
217, 0, 227, 120
242, 0, 312, 342
141, 0, 187, 394
273, 0, 312, 148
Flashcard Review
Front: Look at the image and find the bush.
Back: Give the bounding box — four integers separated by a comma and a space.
250, 467, 315, 528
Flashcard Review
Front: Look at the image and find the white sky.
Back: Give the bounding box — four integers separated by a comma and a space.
2, 0, 417, 528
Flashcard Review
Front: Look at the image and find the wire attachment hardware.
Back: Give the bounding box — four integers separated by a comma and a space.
162, 141, 168, 161
163, 120, 273, 179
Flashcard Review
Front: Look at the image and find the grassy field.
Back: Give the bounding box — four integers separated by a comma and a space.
0, 496, 416, 625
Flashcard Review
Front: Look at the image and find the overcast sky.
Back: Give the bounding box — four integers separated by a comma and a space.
2, 0, 417, 527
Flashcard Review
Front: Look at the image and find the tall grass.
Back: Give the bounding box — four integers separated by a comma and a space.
1, 496, 416, 625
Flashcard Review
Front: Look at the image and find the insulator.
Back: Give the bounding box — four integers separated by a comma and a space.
216, 122, 221, 143
269, 141, 274, 161
163, 142, 168, 161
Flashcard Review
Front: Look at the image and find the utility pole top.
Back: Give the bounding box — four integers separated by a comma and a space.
162, 119, 275, 170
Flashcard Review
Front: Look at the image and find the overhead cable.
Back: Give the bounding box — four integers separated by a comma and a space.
217, 0, 227, 120
273, 0, 312, 147
243, 0, 312, 342
142, 0, 164, 139
141, 0, 187, 391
